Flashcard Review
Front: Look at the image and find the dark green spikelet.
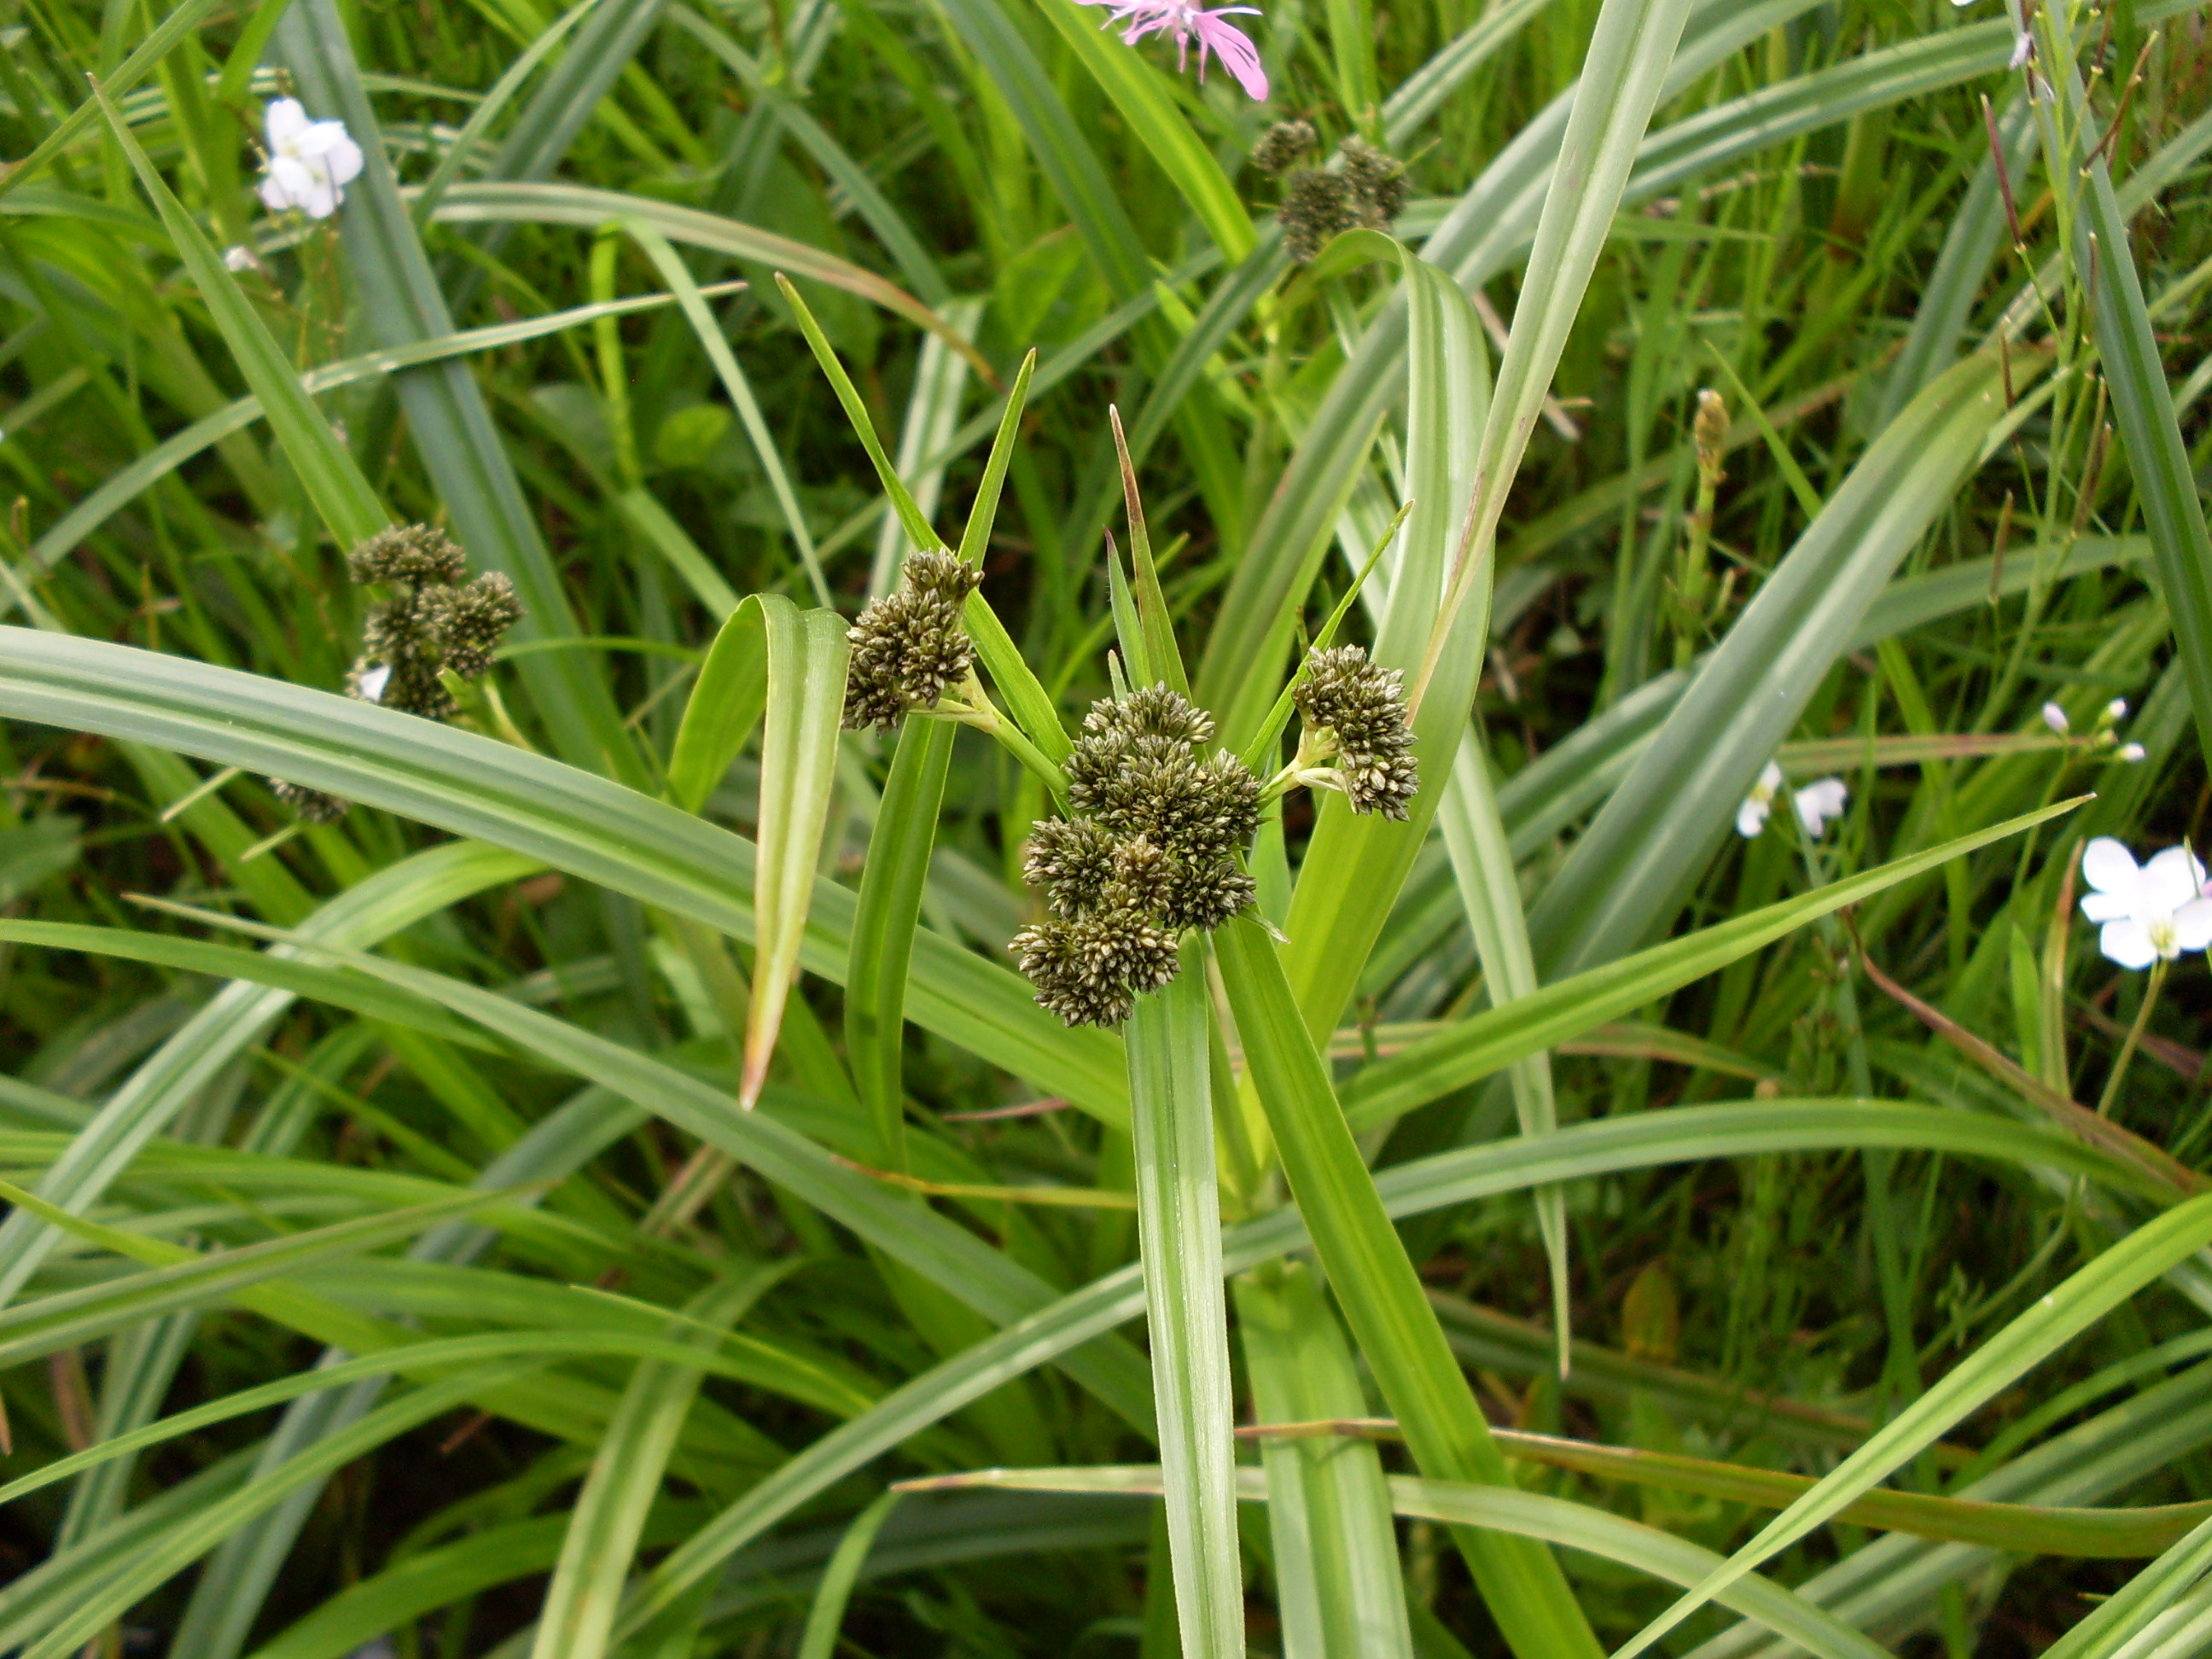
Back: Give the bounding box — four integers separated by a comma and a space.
1023, 816, 1120, 917
281, 528, 524, 812
1294, 643, 1420, 817
269, 778, 350, 824
1338, 731, 1420, 819
842, 550, 984, 730
435, 573, 523, 680
1015, 687, 1259, 1022
1010, 918, 1140, 1027
1337, 136, 1409, 226
1250, 118, 1317, 177
350, 533, 522, 719
1084, 684, 1214, 745
1073, 900, 1179, 996
1281, 169, 1356, 264
1157, 854, 1254, 931
347, 522, 468, 587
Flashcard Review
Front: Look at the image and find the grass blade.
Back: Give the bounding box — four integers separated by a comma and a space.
1126, 942, 1243, 1659
737, 596, 851, 1108
91, 83, 385, 550
632, 228, 833, 608
1233, 1262, 1414, 1659
1346, 797, 2084, 1129
0, 628, 1127, 1121
1528, 352, 2013, 975
1032, 0, 1254, 263
528, 1278, 760, 1659
846, 716, 955, 1166
795, 1493, 902, 1659
1212, 914, 1603, 1659
1618, 1189, 2212, 1656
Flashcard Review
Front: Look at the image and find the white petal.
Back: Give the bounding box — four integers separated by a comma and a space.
223, 244, 254, 271
2174, 899, 2212, 953
260, 155, 315, 211
1736, 796, 1770, 839
2140, 847, 2206, 911
357, 664, 391, 703
325, 136, 364, 186
1757, 760, 1784, 797
2081, 837, 2142, 898
1793, 778, 1848, 836
2041, 700, 2069, 735
2118, 742, 2146, 762
300, 172, 341, 218
2100, 918, 2159, 970
2108, 698, 2128, 721
2080, 891, 2136, 923
265, 97, 310, 151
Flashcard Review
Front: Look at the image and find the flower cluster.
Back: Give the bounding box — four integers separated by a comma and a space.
1254, 129, 1411, 263
1075, 0, 1268, 100
1012, 687, 1259, 1026
1291, 644, 1419, 818
268, 525, 521, 821
256, 98, 364, 220
2041, 696, 2146, 762
1736, 761, 1848, 841
843, 549, 984, 730
2080, 839, 2212, 969
348, 525, 523, 720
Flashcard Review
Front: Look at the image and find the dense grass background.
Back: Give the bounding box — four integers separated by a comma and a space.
1, 0, 2210, 1650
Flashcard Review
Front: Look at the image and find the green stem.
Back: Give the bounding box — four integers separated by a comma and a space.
2097, 958, 2168, 1118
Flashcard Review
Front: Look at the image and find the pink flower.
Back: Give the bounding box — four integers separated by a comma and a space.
1075, 0, 1269, 99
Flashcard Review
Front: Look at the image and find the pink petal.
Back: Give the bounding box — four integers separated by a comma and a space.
1195, 13, 1266, 97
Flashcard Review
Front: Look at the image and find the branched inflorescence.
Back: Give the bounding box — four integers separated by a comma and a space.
842, 548, 984, 730
1012, 687, 1258, 1027
348, 524, 522, 721
1293, 643, 1419, 819
270, 524, 522, 820
1266, 131, 1412, 264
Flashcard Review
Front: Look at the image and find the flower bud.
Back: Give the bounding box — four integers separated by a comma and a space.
1693, 389, 1728, 484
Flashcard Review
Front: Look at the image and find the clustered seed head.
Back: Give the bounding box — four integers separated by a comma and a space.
1337, 137, 1409, 224
842, 547, 984, 730
1278, 137, 1412, 264
1250, 118, 1318, 177
1294, 643, 1420, 819
269, 524, 523, 822
1280, 168, 1359, 264
351, 525, 521, 721
1011, 685, 1258, 1027
268, 779, 351, 824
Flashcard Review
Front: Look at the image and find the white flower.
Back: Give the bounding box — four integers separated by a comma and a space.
1737, 760, 1785, 838
2041, 700, 2070, 736
2108, 698, 2129, 722
257, 98, 364, 220
354, 664, 391, 703
1793, 777, 1848, 839
2079, 839, 2212, 969
223, 244, 257, 271
2118, 742, 2146, 763
2010, 27, 2034, 67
